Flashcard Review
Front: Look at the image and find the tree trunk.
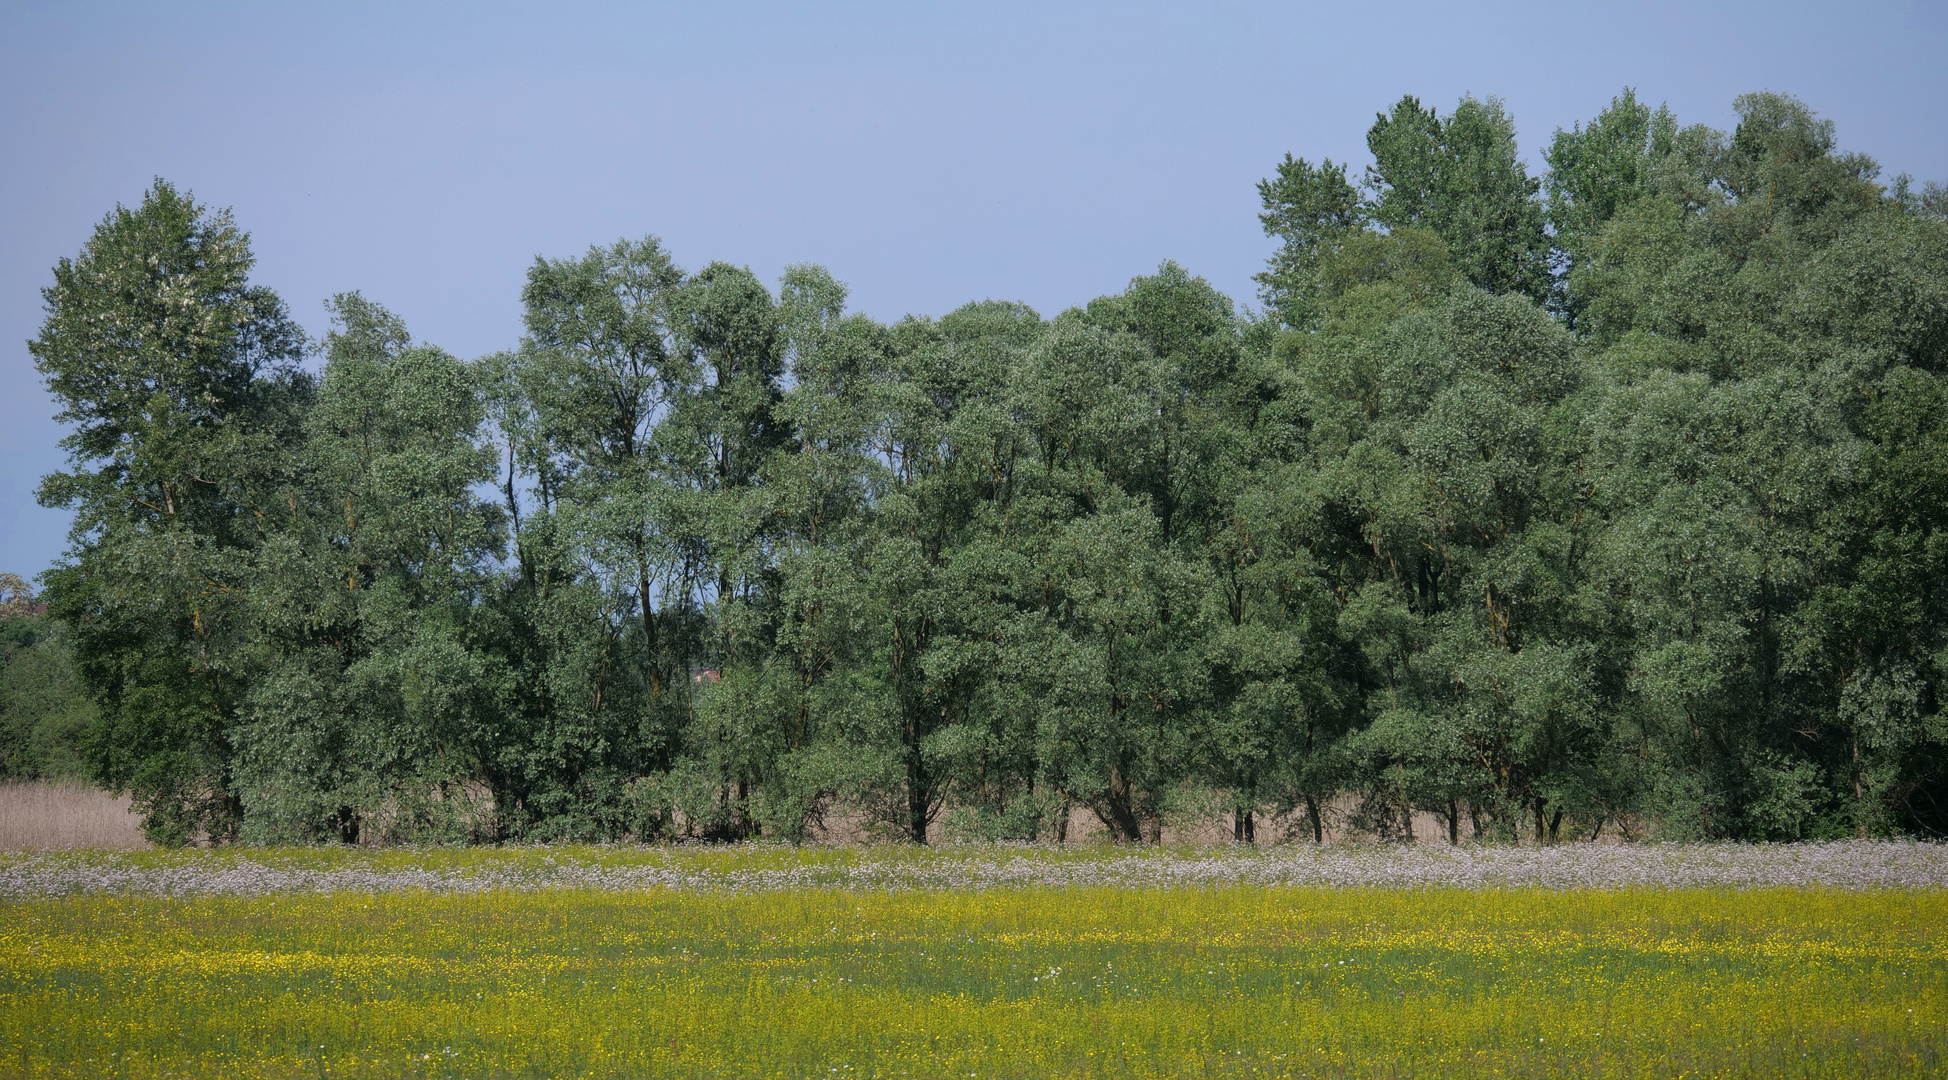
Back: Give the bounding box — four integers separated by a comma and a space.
637, 556, 661, 697
1854, 735, 1867, 838
905, 734, 930, 845
1306, 794, 1323, 844
1446, 799, 1459, 845
1024, 776, 1041, 842
1233, 808, 1255, 844
1102, 759, 1144, 842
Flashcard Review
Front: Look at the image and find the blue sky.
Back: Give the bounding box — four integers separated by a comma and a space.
4, 0, 1945, 578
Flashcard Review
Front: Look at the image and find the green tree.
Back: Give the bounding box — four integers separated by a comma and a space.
1565, 91, 1948, 837
231, 295, 504, 843
661, 262, 790, 839
32, 180, 307, 844
1257, 156, 1363, 329
1544, 89, 1695, 272
1365, 95, 1551, 302
486, 238, 693, 839
1, 574, 97, 782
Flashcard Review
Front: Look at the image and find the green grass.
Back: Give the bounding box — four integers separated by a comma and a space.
1, 851, 1944, 1077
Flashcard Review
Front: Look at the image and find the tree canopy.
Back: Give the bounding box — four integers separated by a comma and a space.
19, 90, 1948, 844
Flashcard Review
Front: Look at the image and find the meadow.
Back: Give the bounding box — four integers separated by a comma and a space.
2, 844, 1945, 1079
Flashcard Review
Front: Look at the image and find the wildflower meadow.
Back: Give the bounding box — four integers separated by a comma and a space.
2, 843, 1944, 1078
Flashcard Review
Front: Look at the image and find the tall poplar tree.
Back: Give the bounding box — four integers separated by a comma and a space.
31, 180, 307, 844
1365, 95, 1551, 302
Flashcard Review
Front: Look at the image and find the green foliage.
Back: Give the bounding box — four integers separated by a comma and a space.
1255, 155, 1363, 328
1364, 95, 1551, 302
0, 615, 97, 781
229, 294, 505, 844
1257, 92, 1549, 329
30, 179, 308, 844
28, 89, 1948, 844
1544, 88, 1694, 270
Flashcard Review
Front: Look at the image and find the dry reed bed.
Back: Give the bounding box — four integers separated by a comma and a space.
3, 839, 1944, 897
0, 779, 145, 851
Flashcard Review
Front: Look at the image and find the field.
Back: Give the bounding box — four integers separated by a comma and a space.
2, 845, 1946, 1079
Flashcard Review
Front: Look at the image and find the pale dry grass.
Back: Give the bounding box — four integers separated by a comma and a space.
0, 779, 147, 850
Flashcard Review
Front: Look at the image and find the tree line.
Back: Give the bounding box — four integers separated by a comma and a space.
15, 89, 1948, 846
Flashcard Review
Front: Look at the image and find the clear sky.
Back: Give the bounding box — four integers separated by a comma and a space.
4, 0, 1945, 578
